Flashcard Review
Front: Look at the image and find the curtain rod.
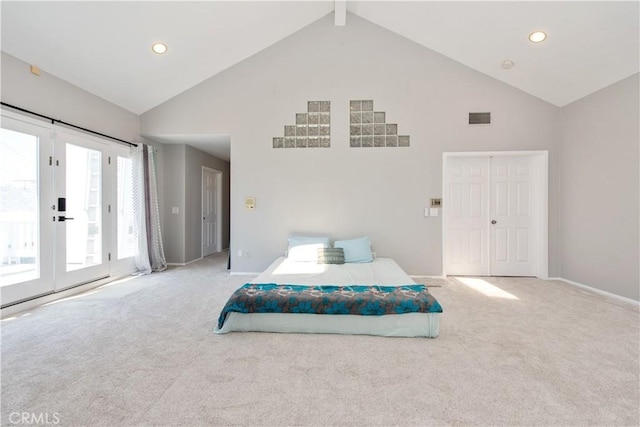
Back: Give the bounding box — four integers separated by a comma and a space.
1, 101, 138, 148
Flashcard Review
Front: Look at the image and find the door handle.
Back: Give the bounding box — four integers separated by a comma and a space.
58, 216, 75, 222
491, 220, 497, 224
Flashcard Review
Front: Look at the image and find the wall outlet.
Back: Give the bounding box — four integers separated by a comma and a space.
237, 249, 242, 258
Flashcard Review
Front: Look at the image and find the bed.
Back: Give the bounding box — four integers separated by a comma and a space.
215, 254, 442, 338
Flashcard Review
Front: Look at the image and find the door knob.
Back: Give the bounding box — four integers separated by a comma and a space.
58, 216, 75, 222
491, 220, 497, 224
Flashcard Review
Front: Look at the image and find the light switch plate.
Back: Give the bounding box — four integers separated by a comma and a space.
244, 197, 256, 210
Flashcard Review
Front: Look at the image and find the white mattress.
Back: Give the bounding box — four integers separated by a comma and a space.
216, 257, 440, 337
254, 256, 416, 286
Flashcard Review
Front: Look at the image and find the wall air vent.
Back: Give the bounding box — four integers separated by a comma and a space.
469, 112, 491, 125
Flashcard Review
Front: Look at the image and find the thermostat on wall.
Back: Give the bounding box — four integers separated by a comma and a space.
244, 197, 256, 210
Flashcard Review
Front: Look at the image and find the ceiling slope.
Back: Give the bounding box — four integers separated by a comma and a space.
348, 1, 640, 107
1, 1, 638, 113
1, 1, 334, 114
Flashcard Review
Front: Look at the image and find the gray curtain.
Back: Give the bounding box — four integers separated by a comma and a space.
132, 144, 167, 274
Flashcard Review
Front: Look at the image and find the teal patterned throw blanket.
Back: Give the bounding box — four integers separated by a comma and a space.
217, 283, 443, 330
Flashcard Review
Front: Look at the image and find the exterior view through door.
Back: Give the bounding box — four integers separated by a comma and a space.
443, 152, 548, 278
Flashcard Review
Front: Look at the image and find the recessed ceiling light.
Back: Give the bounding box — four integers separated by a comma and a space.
152, 43, 168, 54
529, 31, 547, 43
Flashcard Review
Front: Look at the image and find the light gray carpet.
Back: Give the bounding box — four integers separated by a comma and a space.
1, 251, 638, 426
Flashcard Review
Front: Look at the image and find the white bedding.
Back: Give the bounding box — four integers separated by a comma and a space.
255, 257, 416, 286
215, 257, 441, 337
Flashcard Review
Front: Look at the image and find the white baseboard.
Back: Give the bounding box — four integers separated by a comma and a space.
549, 277, 639, 306
410, 275, 447, 280
167, 257, 203, 267
230, 272, 260, 276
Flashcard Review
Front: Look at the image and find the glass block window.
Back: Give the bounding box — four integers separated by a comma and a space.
349, 100, 410, 148
273, 101, 331, 149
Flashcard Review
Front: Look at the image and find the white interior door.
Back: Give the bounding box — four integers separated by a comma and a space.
444, 156, 490, 275
490, 156, 536, 276
444, 152, 544, 277
202, 167, 218, 257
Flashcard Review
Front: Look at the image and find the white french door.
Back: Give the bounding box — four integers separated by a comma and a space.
53, 133, 110, 290
0, 116, 54, 304
1, 111, 135, 307
443, 152, 548, 278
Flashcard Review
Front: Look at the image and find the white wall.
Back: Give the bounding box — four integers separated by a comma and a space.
141, 14, 561, 276
559, 73, 639, 300
1, 53, 139, 142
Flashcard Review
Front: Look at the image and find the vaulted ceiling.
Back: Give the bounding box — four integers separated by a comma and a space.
1, 1, 638, 160
3, 1, 638, 115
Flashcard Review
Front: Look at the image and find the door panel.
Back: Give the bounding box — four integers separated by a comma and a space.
0, 117, 54, 305
54, 135, 109, 290
489, 156, 536, 276
202, 168, 218, 257
445, 157, 490, 275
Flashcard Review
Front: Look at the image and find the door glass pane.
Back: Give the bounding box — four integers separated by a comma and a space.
66, 143, 101, 271
117, 156, 135, 259
0, 129, 39, 286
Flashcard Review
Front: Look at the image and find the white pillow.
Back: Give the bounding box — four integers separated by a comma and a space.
287, 236, 331, 262
333, 236, 373, 263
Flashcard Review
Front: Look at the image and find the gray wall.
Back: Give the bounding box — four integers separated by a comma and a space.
141, 14, 561, 276
162, 145, 187, 264
1, 53, 139, 142
559, 74, 639, 300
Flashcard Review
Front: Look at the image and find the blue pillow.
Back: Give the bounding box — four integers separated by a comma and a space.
287, 236, 331, 262
333, 236, 373, 263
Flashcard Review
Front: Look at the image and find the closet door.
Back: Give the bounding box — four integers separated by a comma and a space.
444, 156, 490, 275
444, 153, 540, 277
489, 156, 536, 276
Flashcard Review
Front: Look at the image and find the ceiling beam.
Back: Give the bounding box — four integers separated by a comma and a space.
334, 0, 346, 26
